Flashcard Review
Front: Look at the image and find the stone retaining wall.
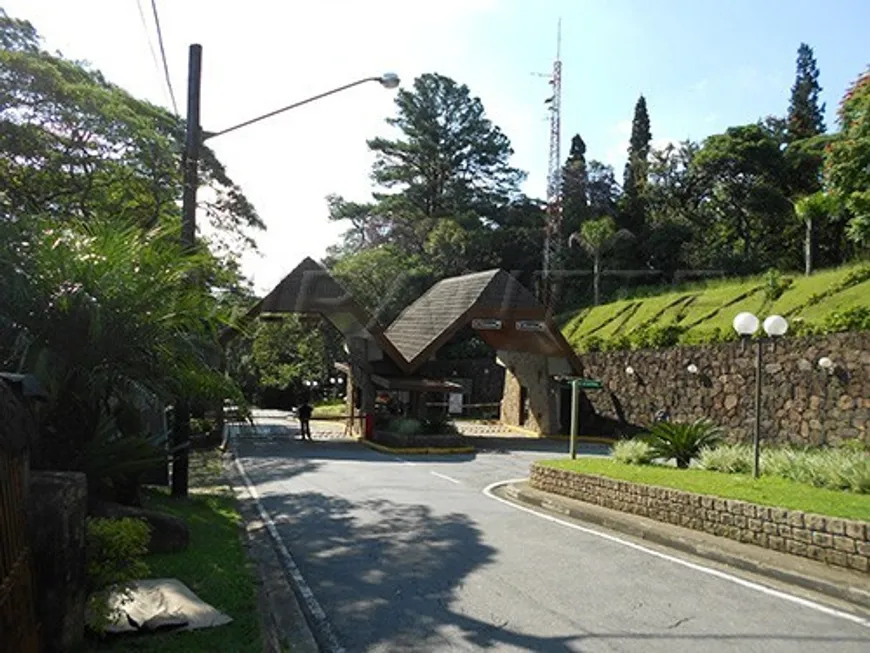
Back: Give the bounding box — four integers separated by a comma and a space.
530, 464, 870, 574
579, 331, 870, 446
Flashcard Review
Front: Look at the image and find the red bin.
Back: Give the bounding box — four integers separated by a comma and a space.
364, 412, 374, 439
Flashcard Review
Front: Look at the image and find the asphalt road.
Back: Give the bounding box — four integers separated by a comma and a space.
231, 418, 870, 653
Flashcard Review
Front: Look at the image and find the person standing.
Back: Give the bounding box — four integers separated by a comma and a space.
297, 401, 313, 440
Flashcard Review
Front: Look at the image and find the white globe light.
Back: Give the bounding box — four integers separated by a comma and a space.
763, 315, 788, 337
687, 363, 699, 374
625, 366, 635, 375
732, 312, 759, 336
818, 356, 834, 370
379, 73, 400, 89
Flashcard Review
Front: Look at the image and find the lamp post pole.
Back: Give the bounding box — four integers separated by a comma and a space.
732, 312, 788, 480
753, 338, 763, 479
170, 44, 399, 496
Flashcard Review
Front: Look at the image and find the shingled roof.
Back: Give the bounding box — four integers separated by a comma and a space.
384, 269, 542, 368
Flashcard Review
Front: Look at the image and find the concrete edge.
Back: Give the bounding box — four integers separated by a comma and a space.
357, 439, 476, 455
223, 455, 320, 653
498, 481, 870, 612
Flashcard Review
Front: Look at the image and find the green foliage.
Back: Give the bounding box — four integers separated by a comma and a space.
85, 517, 151, 633
328, 245, 434, 324
0, 219, 242, 479
611, 439, 654, 465
787, 43, 826, 141
562, 262, 869, 352
386, 415, 458, 436
698, 444, 754, 474
630, 323, 685, 349
621, 94, 652, 234
822, 306, 870, 332
825, 68, 870, 249
762, 268, 792, 304
761, 446, 870, 493
643, 419, 723, 468
0, 8, 262, 252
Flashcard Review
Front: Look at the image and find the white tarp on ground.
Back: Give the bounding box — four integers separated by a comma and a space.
104, 578, 233, 633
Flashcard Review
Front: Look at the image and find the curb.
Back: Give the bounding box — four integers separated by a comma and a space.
223, 454, 322, 653
357, 439, 475, 455
504, 424, 616, 445
498, 481, 870, 612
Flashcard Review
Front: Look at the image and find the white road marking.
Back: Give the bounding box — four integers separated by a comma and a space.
431, 471, 461, 484
483, 478, 870, 629
234, 457, 347, 653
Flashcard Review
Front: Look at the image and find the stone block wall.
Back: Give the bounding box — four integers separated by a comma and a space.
531, 464, 870, 574
500, 351, 558, 434
578, 331, 870, 445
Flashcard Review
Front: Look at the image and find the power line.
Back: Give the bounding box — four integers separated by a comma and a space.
135, 0, 167, 101
149, 0, 179, 114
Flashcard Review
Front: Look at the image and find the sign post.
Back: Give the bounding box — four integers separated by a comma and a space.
556, 376, 603, 460
570, 379, 579, 459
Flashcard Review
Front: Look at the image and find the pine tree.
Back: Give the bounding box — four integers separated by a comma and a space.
787, 43, 826, 141
621, 95, 652, 234
561, 134, 589, 231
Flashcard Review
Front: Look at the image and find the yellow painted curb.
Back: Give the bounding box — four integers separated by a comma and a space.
502, 425, 542, 438
543, 435, 617, 445
358, 440, 475, 455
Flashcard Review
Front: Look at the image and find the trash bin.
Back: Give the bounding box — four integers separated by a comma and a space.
364, 412, 374, 439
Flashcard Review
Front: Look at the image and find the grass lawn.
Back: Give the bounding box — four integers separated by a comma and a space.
540, 458, 870, 522
85, 451, 262, 652
561, 262, 869, 350
312, 399, 346, 419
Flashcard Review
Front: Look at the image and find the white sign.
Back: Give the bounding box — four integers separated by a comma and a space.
515, 320, 546, 332
448, 393, 464, 414
472, 318, 502, 330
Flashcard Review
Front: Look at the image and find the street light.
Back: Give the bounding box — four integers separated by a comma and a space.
170, 43, 399, 497
686, 363, 699, 375
731, 312, 789, 478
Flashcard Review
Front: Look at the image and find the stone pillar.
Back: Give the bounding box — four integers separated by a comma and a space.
28, 471, 87, 653
498, 351, 557, 435
347, 337, 375, 432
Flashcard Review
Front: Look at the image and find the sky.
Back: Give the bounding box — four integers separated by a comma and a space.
5, 0, 869, 293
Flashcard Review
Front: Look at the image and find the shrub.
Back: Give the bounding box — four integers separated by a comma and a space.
390, 418, 422, 435
698, 443, 753, 474
631, 323, 685, 349
582, 335, 605, 352
86, 517, 151, 633
612, 439, 654, 465
643, 419, 723, 469
760, 445, 870, 493
420, 414, 458, 435
822, 306, 870, 333
762, 268, 792, 303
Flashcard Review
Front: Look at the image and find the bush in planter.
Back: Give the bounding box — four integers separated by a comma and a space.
698, 443, 753, 474
85, 516, 151, 633
643, 419, 723, 469
420, 414, 459, 435
611, 439, 654, 465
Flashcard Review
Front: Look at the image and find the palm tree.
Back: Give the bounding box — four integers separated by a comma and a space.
568, 216, 633, 305
794, 192, 836, 275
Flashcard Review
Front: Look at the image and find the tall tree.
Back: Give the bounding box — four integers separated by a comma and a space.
794, 191, 837, 275
825, 68, 870, 250
621, 95, 652, 234
0, 9, 263, 255
568, 216, 632, 306
691, 123, 795, 272
787, 43, 826, 142
586, 160, 620, 218
367, 72, 525, 221
561, 134, 589, 231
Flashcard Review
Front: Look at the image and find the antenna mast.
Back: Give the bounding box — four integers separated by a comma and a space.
541, 19, 563, 313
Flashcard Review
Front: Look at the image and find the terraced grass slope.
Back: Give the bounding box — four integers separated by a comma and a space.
562, 263, 870, 352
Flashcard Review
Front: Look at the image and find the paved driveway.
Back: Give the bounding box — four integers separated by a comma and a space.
230, 419, 870, 653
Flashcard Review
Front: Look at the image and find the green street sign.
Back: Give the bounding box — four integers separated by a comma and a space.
575, 379, 602, 389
